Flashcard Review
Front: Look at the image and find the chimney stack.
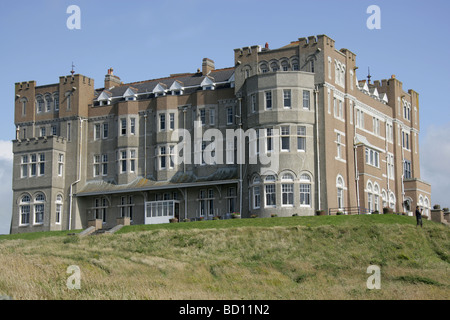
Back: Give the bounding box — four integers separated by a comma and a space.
202, 58, 215, 76
104, 67, 122, 89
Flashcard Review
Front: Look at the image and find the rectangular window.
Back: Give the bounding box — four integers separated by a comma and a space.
282, 184, 294, 206
209, 109, 215, 125
103, 123, 109, 139
30, 154, 37, 177
300, 184, 311, 206
265, 91, 272, 110
94, 124, 101, 140
160, 146, 166, 169
120, 150, 127, 173
67, 95, 71, 110
265, 184, 276, 207
160, 114, 166, 131
21, 155, 28, 178
297, 126, 306, 151
121, 118, 127, 135
169, 146, 175, 168
56, 204, 61, 224
303, 90, 310, 110
281, 126, 290, 151
227, 107, 234, 125
334, 98, 338, 117
227, 187, 236, 214
404, 160, 412, 179
170, 113, 175, 130
34, 204, 44, 224
267, 128, 273, 152
130, 118, 136, 135
283, 90, 291, 108
38, 153, 45, 176
365, 148, 380, 168
200, 109, 206, 126
94, 155, 100, 177
253, 186, 260, 209
251, 94, 256, 113
102, 154, 108, 175
51, 125, 57, 136
40, 127, 46, 137
58, 154, 64, 176
130, 150, 136, 172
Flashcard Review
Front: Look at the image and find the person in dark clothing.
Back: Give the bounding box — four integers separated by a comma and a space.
415, 206, 423, 228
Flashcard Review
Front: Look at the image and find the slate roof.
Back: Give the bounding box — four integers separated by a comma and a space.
96, 67, 235, 100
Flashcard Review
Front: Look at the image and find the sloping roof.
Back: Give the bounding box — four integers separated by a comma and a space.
100, 67, 235, 98
76, 167, 238, 197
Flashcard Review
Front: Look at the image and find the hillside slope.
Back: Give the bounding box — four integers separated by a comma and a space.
0, 215, 449, 300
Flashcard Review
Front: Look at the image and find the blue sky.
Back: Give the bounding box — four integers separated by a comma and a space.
0, 0, 449, 233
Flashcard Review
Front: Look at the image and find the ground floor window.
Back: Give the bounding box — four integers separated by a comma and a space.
94, 198, 108, 223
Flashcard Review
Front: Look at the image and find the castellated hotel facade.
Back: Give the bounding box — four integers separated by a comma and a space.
10, 34, 431, 234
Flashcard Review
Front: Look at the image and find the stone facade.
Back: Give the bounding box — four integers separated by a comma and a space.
10, 34, 431, 234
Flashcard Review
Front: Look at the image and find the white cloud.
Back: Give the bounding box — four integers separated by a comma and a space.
0, 140, 12, 234
421, 123, 450, 208
0, 140, 12, 162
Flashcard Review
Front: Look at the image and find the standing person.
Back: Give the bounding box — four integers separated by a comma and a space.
415, 205, 423, 228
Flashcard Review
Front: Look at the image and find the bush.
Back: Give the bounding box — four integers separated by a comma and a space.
182, 218, 191, 222
443, 208, 449, 212
336, 211, 344, 215
383, 207, 393, 214
292, 213, 298, 217
271, 214, 278, 218
433, 204, 441, 210
250, 214, 258, 218
316, 210, 326, 216
372, 210, 379, 215
213, 216, 221, 220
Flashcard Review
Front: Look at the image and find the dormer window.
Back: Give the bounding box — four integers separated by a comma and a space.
169, 80, 184, 96
153, 83, 167, 97
97, 90, 112, 106
201, 76, 215, 91
123, 87, 138, 101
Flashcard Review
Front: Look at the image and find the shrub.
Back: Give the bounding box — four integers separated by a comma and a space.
372, 210, 379, 215
271, 214, 278, 218
213, 216, 221, 220
443, 208, 449, 212
316, 210, 326, 216
292, 213, 298, 217
433, 204, 441, 210
336, 211, 344, 215
383, 207, 393, 214
250, 214, 258, 218
182, 218, 191, 222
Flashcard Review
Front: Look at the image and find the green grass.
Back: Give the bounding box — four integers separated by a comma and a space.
0, 229, 82, 241
0, 214, 448, 300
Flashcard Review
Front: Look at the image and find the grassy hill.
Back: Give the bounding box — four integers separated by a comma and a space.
0, 214, 449, 300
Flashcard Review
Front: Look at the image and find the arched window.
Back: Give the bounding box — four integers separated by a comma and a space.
270, 61, 279, 72
20, 97, 28, 116
367, 182, 373, 212
374, 184, 380, 212
36, 95, 44, 113
389, 192, 396, 210
300, 173, 312, 207
281, 60, 290, 71
34, 193, 45, 224
19, 194, 31, 226
260, 63, 268, 74
264, 175, 276, 207
291, 58, 299, 71
56, 195, 63, 224
337, 176, 345, 209
252, 176, 261, 209
281, 173, 294, 181
381, 190, 387, 208
44, 94, 52, 112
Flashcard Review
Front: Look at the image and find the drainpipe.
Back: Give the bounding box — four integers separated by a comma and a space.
238, 97, 243, 216
144, 113, 147, 178
314, 86, 321, 211
68, 118, 84, 230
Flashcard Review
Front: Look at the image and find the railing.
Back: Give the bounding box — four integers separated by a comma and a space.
328, 207, 371, 215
